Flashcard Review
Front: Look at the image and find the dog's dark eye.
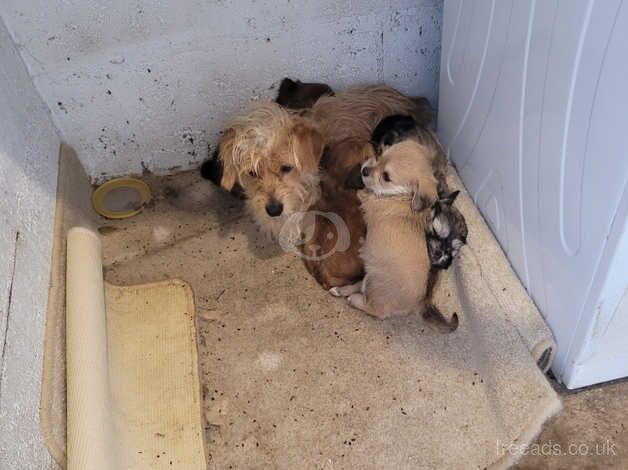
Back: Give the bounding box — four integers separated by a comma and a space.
383, 171, 391, 182
280, 165, 293, 173
248, 170, 258, 177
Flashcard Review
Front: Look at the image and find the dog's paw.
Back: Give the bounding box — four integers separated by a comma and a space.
347, 292, 366, 309
329, 282, 362, 297
329, 287, 342, 297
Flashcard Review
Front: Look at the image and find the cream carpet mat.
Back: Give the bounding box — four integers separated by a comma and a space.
40, 149, 560, 468
65, 227, 206, 469
94, 168, 561, 469
40, 145, 205, 469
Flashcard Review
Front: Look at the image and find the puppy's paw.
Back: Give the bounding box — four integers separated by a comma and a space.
329, 287, 342, 297
347, 292, 368, 310
330, 282, 362, 298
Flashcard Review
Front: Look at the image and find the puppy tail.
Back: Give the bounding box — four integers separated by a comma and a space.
422, 304, 459, 333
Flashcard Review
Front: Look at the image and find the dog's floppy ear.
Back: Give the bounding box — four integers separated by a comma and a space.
291, 119, 325, 173
411, 178, 438, 212
216, 129, 239, 191
220, 163, 239, 192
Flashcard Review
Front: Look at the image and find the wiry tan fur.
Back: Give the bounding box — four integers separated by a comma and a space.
217, 105, 325, 238
330, 141, 438, 318
355, 194, 433, 317
217, 85, 417, 239
359, 140, 439, 208
308, 85, 419, 145
219, 104, 321, 183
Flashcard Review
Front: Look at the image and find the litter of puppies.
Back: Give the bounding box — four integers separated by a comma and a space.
201, 78, 466, 330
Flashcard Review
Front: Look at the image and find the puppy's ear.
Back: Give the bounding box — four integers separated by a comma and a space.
344, 163, 365, 190
279, 78, 298, 92
276, 78, 298, 106
411, 190, 432, 212
319, 146, 332, 171
431, 200, 442, 215
441, 190, 460, 205
291, 119, 325, 173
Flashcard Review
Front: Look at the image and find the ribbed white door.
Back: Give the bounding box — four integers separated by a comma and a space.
438, 0, 628, 388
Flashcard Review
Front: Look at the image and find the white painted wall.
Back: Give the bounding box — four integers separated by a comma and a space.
0, 0, 443, 181
0, 15, 60, 470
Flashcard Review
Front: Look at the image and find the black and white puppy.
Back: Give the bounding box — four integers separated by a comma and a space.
370, 114, 419, 155
427, 190, 468, 270
366, 115, 469, 270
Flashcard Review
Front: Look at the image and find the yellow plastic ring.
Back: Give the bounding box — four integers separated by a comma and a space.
91, 177, 152, 219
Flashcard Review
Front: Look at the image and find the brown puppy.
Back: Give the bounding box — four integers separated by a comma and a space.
331, 141, 456, 330
297, 139, 373, 289
308, 86, 419, 145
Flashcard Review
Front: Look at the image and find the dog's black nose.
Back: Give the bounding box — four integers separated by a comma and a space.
265, 201, 284, 217
361, 166, 369, 177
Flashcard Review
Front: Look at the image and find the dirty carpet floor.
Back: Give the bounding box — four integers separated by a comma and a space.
100, 170, 628, 469
102, 172, 479, 469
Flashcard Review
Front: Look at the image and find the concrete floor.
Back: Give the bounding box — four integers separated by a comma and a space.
515, 377, 628, 469
98, 170, 628, 469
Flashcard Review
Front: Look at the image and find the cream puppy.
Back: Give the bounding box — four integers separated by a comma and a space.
330, 140, 439, 319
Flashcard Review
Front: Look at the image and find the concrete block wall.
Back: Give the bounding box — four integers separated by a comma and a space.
0, 0, 443, 181
0, 16, 60, 470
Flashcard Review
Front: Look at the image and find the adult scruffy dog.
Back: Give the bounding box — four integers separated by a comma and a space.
215, 85, 418, 239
